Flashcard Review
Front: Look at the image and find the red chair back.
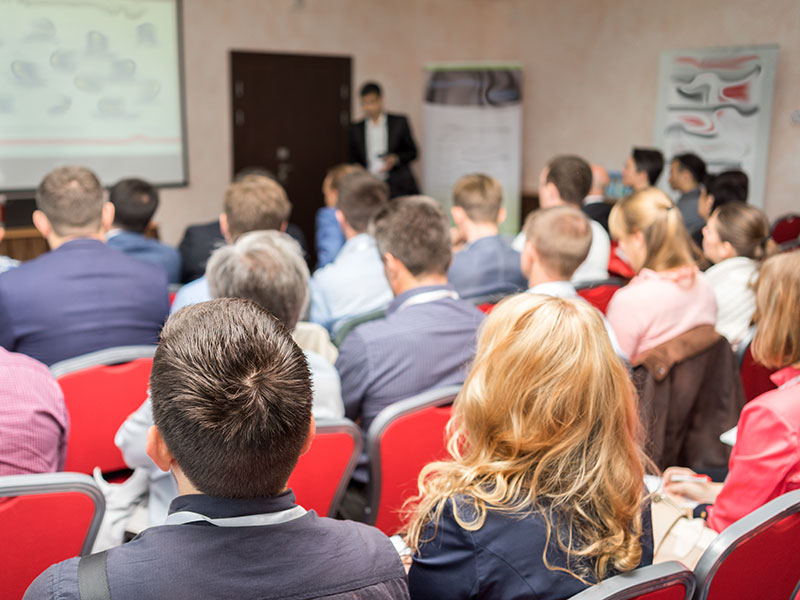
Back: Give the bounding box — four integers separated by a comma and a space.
0, 473, 104, 599
575, 278, 626, 314
51, 346, 157, 474
568, 562, 695, 600
288, 419, 361, 517
771, 213, 800, 245
694, 489, 800, 600
366, 386, 460, 535
735, 329, 777, 403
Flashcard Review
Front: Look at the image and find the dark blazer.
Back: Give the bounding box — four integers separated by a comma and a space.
178, 221, 309, 283
583, 200, 613, 234
348, 113, 420, 198
106, 230, 182, 284
0, 239, 169, 366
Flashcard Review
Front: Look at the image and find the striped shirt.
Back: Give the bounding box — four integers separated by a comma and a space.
0, 347, 68, 475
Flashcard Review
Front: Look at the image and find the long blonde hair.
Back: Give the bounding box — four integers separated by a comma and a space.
404, 294, 649, 583
752, 253, 800, 370
609, 188, 696, 272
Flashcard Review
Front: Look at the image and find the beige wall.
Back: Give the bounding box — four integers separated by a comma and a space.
158, 0, 799, 244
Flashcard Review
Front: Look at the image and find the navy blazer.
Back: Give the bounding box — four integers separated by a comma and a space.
0, 239, 169, 366
106, 230, 182, 284
348, 113, 420, 198
409, 498, 654, 600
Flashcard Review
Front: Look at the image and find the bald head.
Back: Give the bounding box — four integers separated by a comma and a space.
590, 165, 609, 196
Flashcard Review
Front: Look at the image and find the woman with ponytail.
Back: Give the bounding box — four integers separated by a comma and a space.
702, 202, 775, 347
606, 188, 717, 361
405, 294, 653, 600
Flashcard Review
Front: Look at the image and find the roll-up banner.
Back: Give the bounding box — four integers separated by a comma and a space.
422, 63, 523, 235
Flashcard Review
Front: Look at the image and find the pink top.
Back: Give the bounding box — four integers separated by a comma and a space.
606, 266, 717, 360
708, 366, 800, 532
0, 347, 68, 476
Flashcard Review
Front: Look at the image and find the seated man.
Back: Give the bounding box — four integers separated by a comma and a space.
669, 152, 707, 235
170, 175, 292, 313
582, 164, 612, 234
116, 230, 344, 526
0, 347, 68, 476
621, 147, 664, 192
26, 299, 407, 599
521, 206, 626, 359
106, 178, 182, 283
315, 163, 364, 268
309, 171, 393, 333
336, 196, 484, 517
447, 174, 527, 298
0, 166, 169, 366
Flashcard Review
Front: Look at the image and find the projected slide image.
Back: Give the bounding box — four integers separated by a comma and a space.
0, 0, 186, 189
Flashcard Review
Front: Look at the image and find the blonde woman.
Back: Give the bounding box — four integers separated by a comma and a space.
405, 294, 653, 600
702, 202, 774, 347
664, 252, 800, 531
606, 188, 717, 361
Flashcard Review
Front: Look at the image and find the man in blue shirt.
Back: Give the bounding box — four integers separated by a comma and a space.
106, 178, 182, 283
25, 298, 408, 600
335, 196, 484, 518
447, 173, 527, 299
315, 163, 364, 268
309, 171, 393, 334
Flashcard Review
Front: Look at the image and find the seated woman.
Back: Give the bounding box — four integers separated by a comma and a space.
606, 188, 717, 361
664, 252, 800, 532
405, 294, 654, 600
702, 202, 773, 347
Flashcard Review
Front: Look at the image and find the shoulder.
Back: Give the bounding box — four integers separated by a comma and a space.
23, 557, 80, 600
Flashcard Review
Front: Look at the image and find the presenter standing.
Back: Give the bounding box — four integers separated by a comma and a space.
348, 81, 420, 198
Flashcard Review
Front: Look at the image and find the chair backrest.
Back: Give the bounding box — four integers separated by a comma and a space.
287, 419, 362, 517
569, 562, 695, 600
575, 278, 627, 314
51, 346, 157, 474
0, 472, 105, 599
771, 213, 800, 245
366, 385, 461, 535
332, 308, 386, 347
694, 489, 800, 600
734, 328, 777, 403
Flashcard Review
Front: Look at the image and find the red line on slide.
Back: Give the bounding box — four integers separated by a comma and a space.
674, 55, 759, 70
0, 134, 180, 146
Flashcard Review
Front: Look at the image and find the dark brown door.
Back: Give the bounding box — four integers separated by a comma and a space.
230, 51, 352, 268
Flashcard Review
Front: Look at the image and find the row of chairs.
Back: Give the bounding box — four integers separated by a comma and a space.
572, 488, 800, 600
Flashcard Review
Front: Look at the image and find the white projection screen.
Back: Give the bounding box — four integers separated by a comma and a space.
0, 0, 188, 191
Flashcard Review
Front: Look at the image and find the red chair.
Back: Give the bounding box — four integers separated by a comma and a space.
0, 473, 105, 599
734, 328, 777, 403
366, 385, 461, 535
51, 346, 157, 475
694, 489, 800, 600
569, 562, 695, 600
575, 278, 627, 314
288, 419, 361, 517
771, 213, 800, 246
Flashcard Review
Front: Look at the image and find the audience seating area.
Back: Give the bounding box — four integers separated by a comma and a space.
570, 562, 695, 600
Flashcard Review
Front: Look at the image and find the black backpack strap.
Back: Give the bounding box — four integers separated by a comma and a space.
78, 551, 111, 600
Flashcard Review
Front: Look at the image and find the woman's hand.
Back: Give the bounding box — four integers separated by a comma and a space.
662, 467, 723, 505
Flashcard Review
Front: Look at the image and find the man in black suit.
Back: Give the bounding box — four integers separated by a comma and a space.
582, 164, 612, 234
348, 81, 419, 198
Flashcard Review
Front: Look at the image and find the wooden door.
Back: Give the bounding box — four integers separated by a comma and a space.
230, 51, 352, 268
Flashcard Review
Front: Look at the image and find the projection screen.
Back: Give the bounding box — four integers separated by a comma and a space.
0, 0, 187, 191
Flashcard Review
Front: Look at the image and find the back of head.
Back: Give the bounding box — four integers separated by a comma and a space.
150, 298, 312, 498
546, 155, 592, 205
713, 202, 771, 260
673, 153, 707, 186
609, 188, 694, 271
206, 230, 310, 330
325, 163, 365, 191
406, 294, 645, 581
705, 170, 748, 213
523, 206, 592, 279
452, 174, 503, 224
752, 252, 800, 370
372, 195, 451, 277
36, 166, 104, 236
233, 166, 276, 182
223, 176, 291, 239
632, 148, 665, 186
109, 178, 158, 234
337, 171, 389, 233
589, 164, 609, 196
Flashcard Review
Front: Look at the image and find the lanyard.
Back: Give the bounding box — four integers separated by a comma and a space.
165, 505, 307, 527
396, 289, 459, 312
